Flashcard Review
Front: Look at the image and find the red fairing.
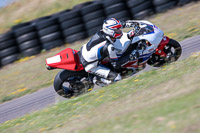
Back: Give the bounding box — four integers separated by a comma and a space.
45, 48, 84, 71
155, 36, 170, 57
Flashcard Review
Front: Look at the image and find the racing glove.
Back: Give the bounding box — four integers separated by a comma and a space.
127, 30, 135, 40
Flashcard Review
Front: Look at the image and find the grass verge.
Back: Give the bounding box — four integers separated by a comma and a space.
0, 52, 200, 133
0, 2, 200, 103
0, 0, 91, 32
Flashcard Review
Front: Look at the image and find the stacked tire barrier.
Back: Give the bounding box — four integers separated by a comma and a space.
153, 0, 177, 13
0, 31, 19, 66
13, 22, 41, 56
0, 0, 199, 67
81, 2, 106, 37
103, 0, 131, 21
127, 0, 154, 19
35, 16, 63, 50
58, 9, 86, 44
178, 0, 195, 5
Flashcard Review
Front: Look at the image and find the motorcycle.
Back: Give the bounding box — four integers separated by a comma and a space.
45, 20, 182, 98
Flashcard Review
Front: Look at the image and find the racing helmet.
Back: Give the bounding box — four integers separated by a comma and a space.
102, 18, 123, 39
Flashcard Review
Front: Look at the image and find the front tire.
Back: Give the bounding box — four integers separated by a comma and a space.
54, 70, 89, 98
147, 39, 182, 67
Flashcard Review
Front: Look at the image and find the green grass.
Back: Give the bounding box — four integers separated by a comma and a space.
81, 90, 200, 133
0, 52, 200, 133
0, 1, 200, 103
149, 2, 200, 41
0, 0, 92, 32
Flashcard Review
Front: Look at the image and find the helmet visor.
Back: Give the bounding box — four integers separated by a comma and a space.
113, 28, 123, 39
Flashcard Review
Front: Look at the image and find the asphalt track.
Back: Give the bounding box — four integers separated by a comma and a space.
0, 35, 200, 124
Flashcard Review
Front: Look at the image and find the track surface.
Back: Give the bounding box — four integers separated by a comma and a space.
0, 35, 200, 123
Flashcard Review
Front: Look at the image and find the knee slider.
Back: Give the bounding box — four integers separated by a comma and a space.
107, 71, 121, 82
107, 71, 118, 80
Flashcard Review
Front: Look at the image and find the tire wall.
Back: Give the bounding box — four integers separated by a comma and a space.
0, 0, 199, 67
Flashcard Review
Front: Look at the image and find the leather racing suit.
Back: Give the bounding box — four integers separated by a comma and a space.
79, 20, 137, 83
79, 30, 121, 82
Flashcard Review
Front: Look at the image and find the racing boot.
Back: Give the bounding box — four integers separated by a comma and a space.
93, 76, 111, 87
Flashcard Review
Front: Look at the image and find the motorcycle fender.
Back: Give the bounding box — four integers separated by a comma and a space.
154, 36, 170, 57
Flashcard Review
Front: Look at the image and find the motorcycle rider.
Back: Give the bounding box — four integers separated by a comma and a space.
79, 18, 136, 85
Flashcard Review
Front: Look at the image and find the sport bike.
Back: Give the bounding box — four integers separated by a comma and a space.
45, 20, 182, 98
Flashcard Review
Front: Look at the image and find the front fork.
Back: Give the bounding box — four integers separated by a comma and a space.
154, 36, 170, 57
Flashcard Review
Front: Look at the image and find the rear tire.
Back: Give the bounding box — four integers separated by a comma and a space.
54, 70, 90, 98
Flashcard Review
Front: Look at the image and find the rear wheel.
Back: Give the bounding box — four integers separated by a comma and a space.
54, 70, 93, 98
147, 39, 182, 67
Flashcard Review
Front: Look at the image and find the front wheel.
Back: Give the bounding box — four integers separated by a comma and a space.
147, 39, 182, 67
54, 70, 93, 98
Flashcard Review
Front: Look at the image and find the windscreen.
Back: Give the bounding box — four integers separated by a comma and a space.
135, 23, 154, 36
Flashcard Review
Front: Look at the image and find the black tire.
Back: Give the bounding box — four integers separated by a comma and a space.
81, 2, 103, 15
108, 10, 131, 21
155, 1, 177, 13
63, 24, 85, 37
0, 46, 18, 58
153, 0, 170, 6
51, 9, 71, 19
178, 0, 192, 6
42, 39, 64, 50
60, 17, 82, 30
16, 32, 38, 44
65, 32, 86, 43
54, 70, 88, 98
130, 1, 152, 14
0, 31, 14, 43
0, 54, 19, 66
126, 0, 146, 8
14, 25, 36, 37
120, 17, 133, 22
19, 39, 40, 51
105, 3, 126, 15
83, 10, 105, 22
73, 1, 93, 10
36, 17, 58, 30
21, 46, 41, 56
133, 8, 154, 19
58, 10, 81, 23
38, 25, 60, 36
0, 39, 16, 50
11, 22, 32, 30
103, 0, 124, 7
40, 32, 62, 44
84, 17, 105, 29
147, 39, 182, 67
32, 16, 52, 25
86, 26, 102, 37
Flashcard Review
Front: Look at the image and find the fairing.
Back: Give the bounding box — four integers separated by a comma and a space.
131, 20, 164, 47
45, 48, 84, 71
113, 20, 167, 68
154, 36, 170, 57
